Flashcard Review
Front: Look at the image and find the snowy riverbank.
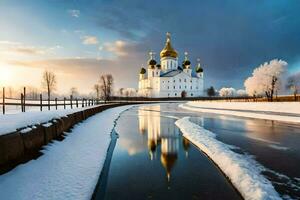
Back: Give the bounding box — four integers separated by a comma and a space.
175, 117, 281, 200
0, 105, 102, 136
180, 102, 300, 123
0, 105, 132, 200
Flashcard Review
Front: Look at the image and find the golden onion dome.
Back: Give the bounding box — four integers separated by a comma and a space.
160, 32, 178, 58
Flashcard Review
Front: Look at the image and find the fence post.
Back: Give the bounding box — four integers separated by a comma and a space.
64, 97, 66, 109
76, 98, 78, 108
2, 87, 5, 114
82, 98, 84, 107
70, 95, 73, 109
55, 98, 58, 110
21, 93, 24, 112
23, 87, 26, 112
40, 94, 42, 111
48, 96, 50, 111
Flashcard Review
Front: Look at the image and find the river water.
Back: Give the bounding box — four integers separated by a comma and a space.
97, 103, 300, 200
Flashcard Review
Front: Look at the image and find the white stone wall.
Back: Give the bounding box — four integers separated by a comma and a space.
138, 70, 204, 98
161, 57, 178, 72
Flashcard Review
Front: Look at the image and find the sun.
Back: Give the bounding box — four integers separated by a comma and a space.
0, 65, 13, 86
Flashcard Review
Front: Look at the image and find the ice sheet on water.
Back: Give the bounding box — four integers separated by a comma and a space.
180, 103, 300, 123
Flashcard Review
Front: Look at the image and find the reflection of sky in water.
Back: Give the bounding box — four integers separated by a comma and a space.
112, 103, 300, 199
188, 108, 300, 199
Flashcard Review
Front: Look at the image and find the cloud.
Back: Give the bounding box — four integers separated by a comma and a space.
103, 40, 128, 57
68, 9, 80, 18
82, 36, 99, 45
85, 0, 300, 89
12, 46, 45, 55
0, 41, 62, 57
7, 52, 143, 90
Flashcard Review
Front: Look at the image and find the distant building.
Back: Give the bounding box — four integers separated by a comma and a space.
138, 33, 204, 98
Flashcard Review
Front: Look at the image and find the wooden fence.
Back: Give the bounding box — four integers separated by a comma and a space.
1, 87, 100, 114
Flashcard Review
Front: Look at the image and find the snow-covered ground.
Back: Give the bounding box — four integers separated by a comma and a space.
181, 101, 300, 123
175, 117, 281, 200
0, 105, 132, 200
0, 105, 100, 136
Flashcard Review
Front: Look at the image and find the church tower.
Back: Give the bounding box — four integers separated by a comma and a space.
160, 32, 178, 72
183, 52, 192, 76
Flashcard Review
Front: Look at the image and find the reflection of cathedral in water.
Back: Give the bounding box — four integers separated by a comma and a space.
138, 105, 190, 181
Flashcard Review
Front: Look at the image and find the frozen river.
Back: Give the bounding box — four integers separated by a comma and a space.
94, 103, 300, 200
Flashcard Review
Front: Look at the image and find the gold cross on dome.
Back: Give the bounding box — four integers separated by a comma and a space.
166, 32, 171, 38
184, 52, 188, 60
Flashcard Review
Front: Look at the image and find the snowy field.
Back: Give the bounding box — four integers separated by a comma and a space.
175, 117, 281, 200
0, 105, 100, 136
181, 101, 300, 123
0, 105, 132, 200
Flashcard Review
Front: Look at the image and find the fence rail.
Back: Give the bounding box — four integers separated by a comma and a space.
1, 87, 101, 114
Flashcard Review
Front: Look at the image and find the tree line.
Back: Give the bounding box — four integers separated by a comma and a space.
206, 59, 300, 101
0, 70, 115, 103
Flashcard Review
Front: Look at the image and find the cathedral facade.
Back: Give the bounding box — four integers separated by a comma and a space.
138, 33, 204, 98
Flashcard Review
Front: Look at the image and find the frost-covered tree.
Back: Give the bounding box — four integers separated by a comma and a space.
219, 87, 236, 97
236, 89, 247, 97
244, 59, 287, 101
286, 72, 300, 101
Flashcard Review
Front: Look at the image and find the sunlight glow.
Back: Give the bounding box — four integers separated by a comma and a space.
0, 65, 13, 86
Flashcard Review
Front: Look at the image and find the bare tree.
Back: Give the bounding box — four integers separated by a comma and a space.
119, 88, 124, 97
206, 86, 216, 97
42, 70, 57, 101
7, 87, 14, 98
99, 74, 114, 102
286, 73, 300, 101
70, 87, 78, 97
27, 86, 39, 100
94, 84, 101, 100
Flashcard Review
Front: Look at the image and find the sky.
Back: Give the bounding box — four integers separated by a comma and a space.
0, 0, 300, 94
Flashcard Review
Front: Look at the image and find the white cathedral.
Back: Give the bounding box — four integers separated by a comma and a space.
138, 33, 204, 98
